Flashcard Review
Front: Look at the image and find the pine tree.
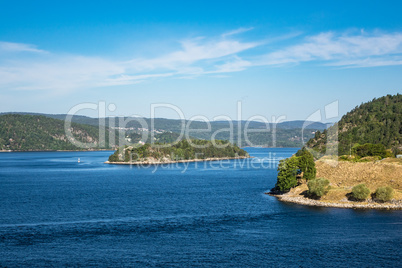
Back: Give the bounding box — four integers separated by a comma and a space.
275, 157, 299, 192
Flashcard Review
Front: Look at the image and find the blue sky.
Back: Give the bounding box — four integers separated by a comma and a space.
0, 0, 401, 121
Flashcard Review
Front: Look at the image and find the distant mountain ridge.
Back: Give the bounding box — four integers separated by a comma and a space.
0, 112, 328, 130
0, 112, 329, 150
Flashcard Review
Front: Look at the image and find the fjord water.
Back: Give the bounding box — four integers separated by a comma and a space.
0, 148, 401, 267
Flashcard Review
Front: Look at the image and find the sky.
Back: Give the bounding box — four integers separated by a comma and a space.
0, 0, 401, 122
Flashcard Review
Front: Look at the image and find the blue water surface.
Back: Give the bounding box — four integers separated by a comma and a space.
0, 148, 401, 267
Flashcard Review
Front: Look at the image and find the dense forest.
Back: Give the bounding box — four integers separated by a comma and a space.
108, 139, 249, 163
0, 114, 121, 151
306, 94, 401, 156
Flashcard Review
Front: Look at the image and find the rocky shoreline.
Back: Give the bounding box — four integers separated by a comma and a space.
105, 156, 251, 165
268, 193, 402, 210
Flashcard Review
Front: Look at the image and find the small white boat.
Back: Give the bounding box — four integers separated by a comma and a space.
78, 158, 80, 163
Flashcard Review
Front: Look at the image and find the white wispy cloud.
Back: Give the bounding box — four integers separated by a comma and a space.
1, 30, 402, 93
258, 31, 402, 67
208, 56, 252, 74
0, 56, 124, 92
126, 37, 259, 71
0, 41, 47, 53
222, 27, 254, 37
327, 57, 402, 68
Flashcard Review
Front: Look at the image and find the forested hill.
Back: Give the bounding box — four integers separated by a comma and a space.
306, 94, 401, 155
0, 114, 119, 151
1, 112, 327, 147
108, 139, 249, 163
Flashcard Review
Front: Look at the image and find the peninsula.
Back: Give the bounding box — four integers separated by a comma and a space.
270, 94, 402, 209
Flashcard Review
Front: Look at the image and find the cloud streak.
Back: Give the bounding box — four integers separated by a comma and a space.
222, 27, 254, 37
258, 31, 402, 67
125, 38, 259, 71
0, 41, 47, 54
1, 30, 402, 93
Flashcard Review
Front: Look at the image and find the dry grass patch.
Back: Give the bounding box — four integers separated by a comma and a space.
288, 183, 308, 196
321, 187, 349, 202
380, 158, 402, 165
316, 158, 402, 192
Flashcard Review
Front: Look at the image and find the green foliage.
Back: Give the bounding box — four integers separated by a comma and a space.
307, 178, 330, 198
374, 186, 394, 202
275, 157, 299, 192
108, 149, 121, 162
306, 94, 402, 156
155, 132, 182, 143
352, 143, 388, 159
351, 184, 371, 201
274, 148, 317, 192
339, 155, 354, 161
296, 147, 316, 180
108, 139, 249, 163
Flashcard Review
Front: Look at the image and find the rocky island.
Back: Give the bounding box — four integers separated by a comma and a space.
106, 139, 250, 165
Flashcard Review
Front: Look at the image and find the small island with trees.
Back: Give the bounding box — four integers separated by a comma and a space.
269, 94, 402, 209
106, 139, 250, 165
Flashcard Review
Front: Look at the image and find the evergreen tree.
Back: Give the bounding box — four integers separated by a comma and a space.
275, 157, 299, 192
296, 147, 316, 180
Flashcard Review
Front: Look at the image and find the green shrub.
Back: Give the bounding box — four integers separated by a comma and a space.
352, 143, 388, 159
358, 156, 381, 162
339, 155, 351, 161
307, 178, 330, 198
374, 186, 394, 202
351, 184, 371, 201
